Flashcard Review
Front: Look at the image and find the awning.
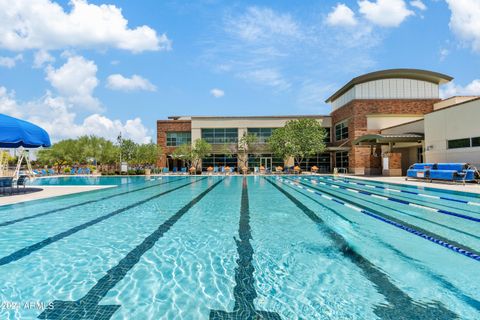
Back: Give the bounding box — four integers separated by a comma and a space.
353, 133, 424, 145
0, 114, 51, 148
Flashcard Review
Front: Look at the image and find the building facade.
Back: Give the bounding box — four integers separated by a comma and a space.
157, 68, 479, 175
157, 115, 332, 172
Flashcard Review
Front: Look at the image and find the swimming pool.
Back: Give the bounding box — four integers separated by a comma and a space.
1, 175, 479, 319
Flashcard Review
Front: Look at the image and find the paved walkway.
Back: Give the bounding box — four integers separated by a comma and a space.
0, 185, 115, 206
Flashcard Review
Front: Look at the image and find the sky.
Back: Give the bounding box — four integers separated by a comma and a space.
0, 0, 480, 144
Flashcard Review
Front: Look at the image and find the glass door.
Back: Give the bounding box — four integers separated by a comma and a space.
260, 157, 272, 171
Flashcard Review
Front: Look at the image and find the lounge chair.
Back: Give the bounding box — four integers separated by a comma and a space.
213, 166, 219, 174
85, 168, 91, 175
0, 177, 13, 195
48, 168, 55, 175
41, 169, 47, 176
181, 167, 187, 174
162, 167, 169, 174
77, 168, 83, 175
173, 167, 178, 174
70, 168, 76, 175
15, 175, 28, 193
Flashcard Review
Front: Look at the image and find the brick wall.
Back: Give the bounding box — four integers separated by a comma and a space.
156, 120, 191, 167
330, 99, 438, 173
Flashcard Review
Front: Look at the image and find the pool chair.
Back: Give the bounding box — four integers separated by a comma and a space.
429, 163, 477, 185
254, 167, 259, 174
0, 177, 13, 195
162, 167, 169, 174
41, 169, 47, 176
180, 167, 187, 174
406, 163, 435, 181
77, 168, 83, 175
220, 166, 225, 174
48, 168, 55, 175
15, 175, 28, 193
213, 166, 219, 174
85, 168, 91, 175
173, 167, 178, 174
70, 168, 76, 175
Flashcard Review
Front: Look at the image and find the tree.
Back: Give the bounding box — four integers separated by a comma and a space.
191, 139, 212, 170
135, 143, 162, 168
172, 143, 193, 168
237, 132, 259, 171
268, 118, 327, 166
120, 139, 137, 163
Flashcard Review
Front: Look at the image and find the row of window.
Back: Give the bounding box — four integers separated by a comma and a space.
167, 127, 332, 146
447, 137, 480, 149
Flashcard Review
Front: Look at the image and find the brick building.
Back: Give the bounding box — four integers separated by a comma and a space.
157, 69, 463, 175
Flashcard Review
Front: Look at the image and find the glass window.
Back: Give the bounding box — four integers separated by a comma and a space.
324, 128, 331, 143
295, 153, 331, 173
201, 154, 237, 171
472, 137, 480, 147
247, 128, 274, 144
166, 132, 191, 146
335, 122, 348, 141
201, 128, 238, 144
447, 138, 471, 149
335, 151, 349, 168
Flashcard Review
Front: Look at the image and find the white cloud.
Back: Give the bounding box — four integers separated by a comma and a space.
210, 88, 225, 98
106, 74, 156, 92
0, 54, 23, 68
446, 0, 480, 52
440, 48, 449, 61
358, 0, 414, 27
0, 87, 151, 143
410, 1, 426, 11
45, 55, 101, 111
326, 4, 358, 27
33, 50, 55, 68
225, 6, 300, 42
239, 68, 290, 91
440, 80, 480, 98
0, 0, 170, 53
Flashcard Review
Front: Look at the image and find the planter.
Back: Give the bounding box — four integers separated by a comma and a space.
145, 168, 151, 175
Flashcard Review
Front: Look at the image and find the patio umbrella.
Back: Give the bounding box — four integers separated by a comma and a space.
0, 114, 51, 148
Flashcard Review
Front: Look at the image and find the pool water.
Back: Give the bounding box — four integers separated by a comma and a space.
1, 175, 479, 319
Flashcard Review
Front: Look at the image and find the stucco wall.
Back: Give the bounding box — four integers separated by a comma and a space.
425, 99, 480, 166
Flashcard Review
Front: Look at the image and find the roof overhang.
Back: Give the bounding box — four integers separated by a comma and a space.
353, 133, 424, 146
326, 69, 453, 103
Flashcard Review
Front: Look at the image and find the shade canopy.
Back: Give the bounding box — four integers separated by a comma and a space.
353, 133, 424, 146
0, 114, 51, 148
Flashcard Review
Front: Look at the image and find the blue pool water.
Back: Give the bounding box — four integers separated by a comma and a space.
1, 175, 479, 319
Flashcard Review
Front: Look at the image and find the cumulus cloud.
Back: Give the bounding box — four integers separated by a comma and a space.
33, 50, 55, 68
0, 86, 151, 143
326, 4, 358, 27
210, 88, 225, 98
0, 54, 23, 68
0, 0, 170, 53
410, 0, 426, 11
358, 0, 414, 27
106, 74, 156, 92
446, 0, 480, 52
45, 55, 101, 111
440, 79, 480, 98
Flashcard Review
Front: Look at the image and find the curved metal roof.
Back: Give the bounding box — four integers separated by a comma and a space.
326, 69, 453, 103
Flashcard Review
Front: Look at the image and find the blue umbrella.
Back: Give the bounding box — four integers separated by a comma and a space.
0, 113, 51, 148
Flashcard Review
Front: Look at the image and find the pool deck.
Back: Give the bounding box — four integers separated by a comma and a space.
338, 175, 480, 194
0, 185, 115, 206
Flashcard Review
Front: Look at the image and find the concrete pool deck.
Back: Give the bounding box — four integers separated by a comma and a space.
337, 175, 480, 195
0, 185, 115, 206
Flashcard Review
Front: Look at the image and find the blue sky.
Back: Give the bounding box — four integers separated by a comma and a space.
0, 0, 479, 143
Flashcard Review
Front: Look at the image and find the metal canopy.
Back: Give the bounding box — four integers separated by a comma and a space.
353, 133, 424, 146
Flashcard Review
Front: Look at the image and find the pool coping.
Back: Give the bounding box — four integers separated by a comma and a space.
0, 185, 117, 206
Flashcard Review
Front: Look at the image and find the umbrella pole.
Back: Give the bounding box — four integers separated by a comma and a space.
14, 149, 25, 179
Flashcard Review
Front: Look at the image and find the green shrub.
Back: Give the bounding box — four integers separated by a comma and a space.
64, 167, 71, 174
